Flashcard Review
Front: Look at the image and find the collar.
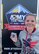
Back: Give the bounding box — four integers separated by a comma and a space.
25, 27, 36, 33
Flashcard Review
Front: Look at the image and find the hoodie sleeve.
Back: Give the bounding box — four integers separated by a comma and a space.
14, 31, 23, 47
34, 42, 39, 54
14, 39, 22, 47
15, 30, 25, 47
34, 30, 39, 54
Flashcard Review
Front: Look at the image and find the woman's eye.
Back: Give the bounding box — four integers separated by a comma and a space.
26, 20, 29, 22
31, 20, 34, 22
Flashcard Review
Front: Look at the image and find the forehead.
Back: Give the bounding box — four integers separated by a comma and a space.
26, 15, 35, 20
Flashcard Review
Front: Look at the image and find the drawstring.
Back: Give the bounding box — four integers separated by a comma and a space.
26, 32, 32, 40
24, 33, 32, 54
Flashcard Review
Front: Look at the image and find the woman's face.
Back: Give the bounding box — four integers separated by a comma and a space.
25, 15, 36, 33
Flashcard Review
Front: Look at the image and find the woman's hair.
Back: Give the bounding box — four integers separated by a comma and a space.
24, 13, 36, 21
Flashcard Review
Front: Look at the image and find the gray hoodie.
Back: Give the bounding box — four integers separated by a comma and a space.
15, 29, 39, 54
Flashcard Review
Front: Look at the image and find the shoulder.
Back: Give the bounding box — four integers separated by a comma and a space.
19, 30, 26, 35
19, 30, 26, 38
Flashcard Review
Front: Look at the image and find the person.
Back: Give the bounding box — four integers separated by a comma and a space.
10, 14, 39, 54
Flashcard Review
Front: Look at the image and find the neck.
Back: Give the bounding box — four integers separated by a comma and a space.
28, 31, 32, 35
25, 27, 36, 33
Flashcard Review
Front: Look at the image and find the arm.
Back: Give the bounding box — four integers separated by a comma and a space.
34, 42, 39, 54
10, 32, 22, 47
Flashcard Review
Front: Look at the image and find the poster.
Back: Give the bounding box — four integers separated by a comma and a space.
2, 0, 37, 54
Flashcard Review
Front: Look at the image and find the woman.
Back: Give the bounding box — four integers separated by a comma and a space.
10, 14, 39, 54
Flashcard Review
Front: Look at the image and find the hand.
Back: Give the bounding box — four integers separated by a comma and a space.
10, 32, 18, 42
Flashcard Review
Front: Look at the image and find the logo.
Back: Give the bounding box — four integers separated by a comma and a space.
6, 4, 31, 25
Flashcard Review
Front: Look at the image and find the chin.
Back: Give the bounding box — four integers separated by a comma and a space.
27, 28, 34, 32
27, 27, 33, 29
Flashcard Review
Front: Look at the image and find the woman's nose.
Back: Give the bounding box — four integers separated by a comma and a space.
28, 21, 32, 24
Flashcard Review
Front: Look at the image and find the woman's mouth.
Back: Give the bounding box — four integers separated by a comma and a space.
26, 24, 34, 27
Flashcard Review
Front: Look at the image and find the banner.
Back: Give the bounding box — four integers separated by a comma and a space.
2, 0, 37, 54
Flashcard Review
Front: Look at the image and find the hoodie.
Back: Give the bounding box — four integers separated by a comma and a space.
15, 29, 39, 54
